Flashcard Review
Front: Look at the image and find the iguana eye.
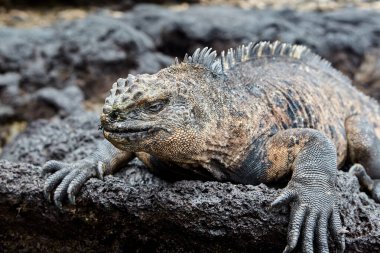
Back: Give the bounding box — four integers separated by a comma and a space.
147, 101, 165, 113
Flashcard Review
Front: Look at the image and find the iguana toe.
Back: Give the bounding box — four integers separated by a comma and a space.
271, 189, 296, 207
43, 165, 71, 201
282, 204, 307, 253
302, 210, 317, 253
53, 169, 81, 208
42, 160, 67, 175
316, 215, 329, 253
330, 208, 346, 253
67, 169, 97, 205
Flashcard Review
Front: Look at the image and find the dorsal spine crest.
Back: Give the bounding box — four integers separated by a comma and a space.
175, 41, 350, 84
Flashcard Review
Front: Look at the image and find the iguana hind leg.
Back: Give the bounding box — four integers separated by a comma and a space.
345, 114, 380, 202
349, 164, 380, 202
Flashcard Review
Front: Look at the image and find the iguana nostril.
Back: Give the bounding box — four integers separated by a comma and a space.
109, 111, 118, 120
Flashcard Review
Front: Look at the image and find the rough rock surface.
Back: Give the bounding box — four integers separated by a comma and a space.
0, 14, 171, 96
1, 114, 379, 252
125, 5, 380, 82
127, 5, 380, 53
0, 113, 102, 165
0, 13, 172, 125
354, 49, 380, 100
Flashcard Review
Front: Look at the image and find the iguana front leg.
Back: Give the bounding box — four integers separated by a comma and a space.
42, 140, 134, 208
263, 129, 345, 253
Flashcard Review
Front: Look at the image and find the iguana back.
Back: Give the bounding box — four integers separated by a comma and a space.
202, 41, 380, 170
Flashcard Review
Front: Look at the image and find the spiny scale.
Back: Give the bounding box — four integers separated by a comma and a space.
103, 75, 135, 113
176, 41, 350, 84
182, 47, 219, 74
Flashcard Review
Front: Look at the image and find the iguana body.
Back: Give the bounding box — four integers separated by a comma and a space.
43, 41, 380, 253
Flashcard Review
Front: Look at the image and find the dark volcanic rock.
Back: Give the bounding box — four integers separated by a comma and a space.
0, 13, 172, 126
15, 85, 85, 122
127, 5, 380, 57
0, 114, 380, 252
0, 112, 101, 165
354, 49, 380, 99
126, 5, 380, 89
0, 15, 171, 98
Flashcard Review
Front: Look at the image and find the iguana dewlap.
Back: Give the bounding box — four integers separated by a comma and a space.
42, 41, 380, 253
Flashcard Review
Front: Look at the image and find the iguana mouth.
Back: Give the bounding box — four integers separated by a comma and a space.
103, 125, 163, 141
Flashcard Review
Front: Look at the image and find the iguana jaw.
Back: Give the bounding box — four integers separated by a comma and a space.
102, 120, 166, 148
103, 126, 156, 141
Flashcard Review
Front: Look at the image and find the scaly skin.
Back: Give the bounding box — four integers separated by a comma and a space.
43, 41, 380, 253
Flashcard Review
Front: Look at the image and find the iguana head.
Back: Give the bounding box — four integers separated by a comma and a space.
101, 52, 225, 161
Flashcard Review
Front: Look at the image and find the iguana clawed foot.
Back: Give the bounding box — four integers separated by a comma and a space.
349, 164, 380, 202
272, 176, 346, 253
42, 141, 133, 208
42, 159, 101, 208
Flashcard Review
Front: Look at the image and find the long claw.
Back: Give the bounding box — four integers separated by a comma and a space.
372, 181, 380, 202
282, 245, 291, 253
44, 167, 71, 201
302, 210, 318, 253
317, 214, 329, 253
330, 208, 346, 253
284, 204, 307, 252
53, 169, 80, 208
67, 169, 95, 205
271, 189, 296, 208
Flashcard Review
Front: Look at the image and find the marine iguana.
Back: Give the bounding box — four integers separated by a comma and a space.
42, 41, 380, 253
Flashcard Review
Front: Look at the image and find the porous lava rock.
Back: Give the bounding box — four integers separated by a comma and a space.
0, 114, 379, 252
